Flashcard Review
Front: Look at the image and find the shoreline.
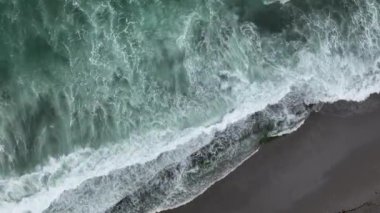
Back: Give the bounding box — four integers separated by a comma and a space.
163, 94, 380, 213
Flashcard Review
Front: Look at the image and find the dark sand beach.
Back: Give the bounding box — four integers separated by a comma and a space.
164, 94, 380, 213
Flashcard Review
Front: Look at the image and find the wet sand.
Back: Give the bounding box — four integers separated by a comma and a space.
164, 94, 380, 213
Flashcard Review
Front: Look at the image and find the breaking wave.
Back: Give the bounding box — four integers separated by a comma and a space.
1, 0, 380, 212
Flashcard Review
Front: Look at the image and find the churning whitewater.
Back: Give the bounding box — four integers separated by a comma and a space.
1, 0, 380, 212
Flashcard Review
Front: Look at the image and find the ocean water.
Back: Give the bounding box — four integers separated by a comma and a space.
1, 0, 380, 212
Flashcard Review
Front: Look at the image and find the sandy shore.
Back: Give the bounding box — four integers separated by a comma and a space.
163, 94, 380, 213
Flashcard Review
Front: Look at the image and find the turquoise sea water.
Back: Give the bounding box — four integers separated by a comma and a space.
1, 0, 380, 212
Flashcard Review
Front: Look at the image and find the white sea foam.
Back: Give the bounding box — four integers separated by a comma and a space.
263, 0, 290, 5
1, 0, 380, 212
0, 78, 290, 212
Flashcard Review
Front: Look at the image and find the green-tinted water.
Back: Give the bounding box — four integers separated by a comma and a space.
1, 0, 380, 212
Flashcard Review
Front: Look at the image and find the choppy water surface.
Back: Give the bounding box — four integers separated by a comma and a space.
1, 0, 380, 212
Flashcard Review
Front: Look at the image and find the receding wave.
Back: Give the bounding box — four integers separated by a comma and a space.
0, 0, 380, 212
